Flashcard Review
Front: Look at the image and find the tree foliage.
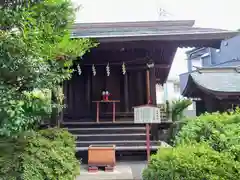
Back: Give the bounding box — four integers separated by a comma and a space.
175, 110, 240, 161
164, 99, 192, 144
0, 0, 97, 136
0, 128, 80, 180
143, 143, 240, 180
0, 0, 43, 9
171, 99, 192, 121
143, 110, 240, 179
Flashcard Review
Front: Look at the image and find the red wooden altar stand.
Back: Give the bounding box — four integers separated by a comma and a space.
92, 100, 120, 123
89, 100, 119, 172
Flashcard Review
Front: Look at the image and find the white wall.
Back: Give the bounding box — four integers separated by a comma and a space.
156, 81, 196, 117
156, 84, 165, 104
164, 81, 182, 101
156, 81, 182, 104
191, 58, 202, 71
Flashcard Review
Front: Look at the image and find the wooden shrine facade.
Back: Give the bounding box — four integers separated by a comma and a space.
63, 46, 163, 122
63, 20, 238, 122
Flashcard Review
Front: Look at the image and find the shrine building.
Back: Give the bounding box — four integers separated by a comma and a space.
61, 20, 237, 156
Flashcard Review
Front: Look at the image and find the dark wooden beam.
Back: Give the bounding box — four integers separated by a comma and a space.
83, 44, 176, 64
97, 41, 175, 50
82, 64, 170, 70
83, 48, 149, 65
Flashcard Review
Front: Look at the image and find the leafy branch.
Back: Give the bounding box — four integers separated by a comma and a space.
0, 0, 98, 136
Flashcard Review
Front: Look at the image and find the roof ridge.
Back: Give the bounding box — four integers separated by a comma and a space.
72, 20, 195, 29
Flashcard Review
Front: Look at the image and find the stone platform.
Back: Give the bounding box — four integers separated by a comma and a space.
77, 161, 147, 180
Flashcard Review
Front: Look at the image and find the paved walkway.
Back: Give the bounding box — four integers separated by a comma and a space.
77, 161, 147, 180
127, 161, 147, 180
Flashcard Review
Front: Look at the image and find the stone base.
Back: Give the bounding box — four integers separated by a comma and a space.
78, 164, 133, 180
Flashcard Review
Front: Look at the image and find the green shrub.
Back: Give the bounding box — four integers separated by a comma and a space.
163, 99, 192, 145
142, 143, 240, 180
167, 119, 190, 145
175, 111, 240, 160
0, 128, 80, 180
171, 99, 192, 121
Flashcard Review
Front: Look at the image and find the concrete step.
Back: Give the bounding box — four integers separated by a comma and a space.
76, 145, 159, 151
75, 133, 146, 141
68, 127, 146, 134
76, 140, 160, 147
62, 121, 145, 129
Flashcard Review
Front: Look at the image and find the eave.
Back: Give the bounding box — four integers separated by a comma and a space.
71, 20, 238, 48
72, 20, 238, 84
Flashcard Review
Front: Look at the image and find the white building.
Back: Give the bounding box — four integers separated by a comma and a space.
156, 77, 181, 104
156, 77, 196, 117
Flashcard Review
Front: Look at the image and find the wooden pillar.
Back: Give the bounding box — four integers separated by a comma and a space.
124, 73, 130, 112
145, 69, 151, 162
86, 70, 92, 115
137, 71, 144, 104
146, 70, 150, 102
147, 66, 159, 144
62, 80, 67, 121
204, 95, 217, 113
149, 67, 156, 105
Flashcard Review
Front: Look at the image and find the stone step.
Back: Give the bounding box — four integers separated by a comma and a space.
74, 133, 146, 141
67, 127, 146, 134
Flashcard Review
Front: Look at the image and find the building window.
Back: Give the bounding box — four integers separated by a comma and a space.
173, 83, 180, 93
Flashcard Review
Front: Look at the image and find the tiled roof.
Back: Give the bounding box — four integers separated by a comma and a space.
190, 71, 240, 93
71, 20, 238, 45
181, 68, 240, 97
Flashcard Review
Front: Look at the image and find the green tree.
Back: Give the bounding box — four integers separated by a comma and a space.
0, 0, 97, 136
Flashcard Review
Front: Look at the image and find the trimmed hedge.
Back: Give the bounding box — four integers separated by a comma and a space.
0, 128, 79, 180
142, 143, 240, 180
143, 110, 240, 180
175, 111, 240, 161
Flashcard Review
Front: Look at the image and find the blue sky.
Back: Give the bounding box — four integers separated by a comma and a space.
72, 0, 240, 79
